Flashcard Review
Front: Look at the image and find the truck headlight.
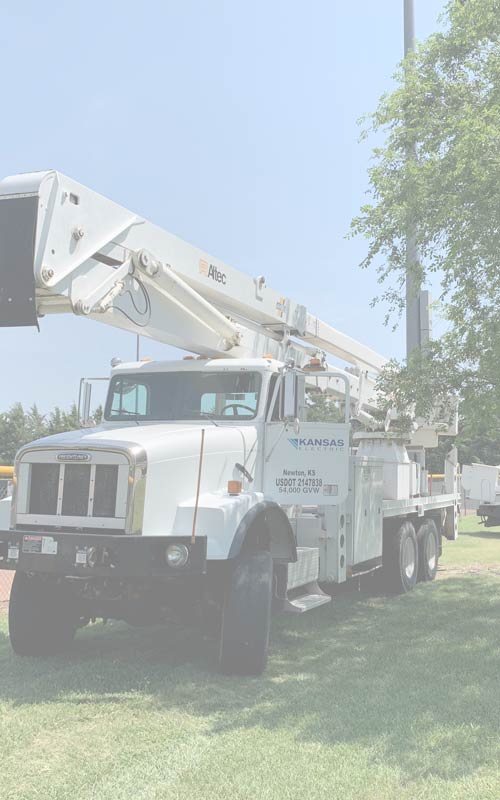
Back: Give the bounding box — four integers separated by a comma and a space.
165, 544, 189, 567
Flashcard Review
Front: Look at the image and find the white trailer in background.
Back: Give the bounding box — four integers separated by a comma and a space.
0, 171, 459, 673
462, 464, 499, 505
461, 463, 500, 527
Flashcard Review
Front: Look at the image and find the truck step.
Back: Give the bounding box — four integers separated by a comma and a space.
287, 546, 320, 591
285, 582, 332, 614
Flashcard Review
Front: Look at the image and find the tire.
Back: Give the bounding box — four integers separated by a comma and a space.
382, 520, 418, 594
417, 518, 439, 582
9, 571, 77, 656
272, 562, 288, 614
219, 550, 273, 675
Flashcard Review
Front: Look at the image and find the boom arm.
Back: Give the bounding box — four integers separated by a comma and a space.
0, 170, 385, 413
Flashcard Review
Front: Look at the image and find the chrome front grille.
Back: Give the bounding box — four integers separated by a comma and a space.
29, 463, 59, 515
14, 443, 146, 534
92, 465, 119, 518
61, 464, 91, 517
28, 463, 119, 519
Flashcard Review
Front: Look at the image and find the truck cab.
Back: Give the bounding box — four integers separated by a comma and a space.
11, 358, 293, 557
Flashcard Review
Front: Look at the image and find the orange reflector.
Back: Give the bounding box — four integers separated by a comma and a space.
262, 354, 273, 359
303, 357, 325, 371
227, 480, 242, 495
140, 357, 153, 362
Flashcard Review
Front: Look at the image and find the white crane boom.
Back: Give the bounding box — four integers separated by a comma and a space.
0, 170, 385, 412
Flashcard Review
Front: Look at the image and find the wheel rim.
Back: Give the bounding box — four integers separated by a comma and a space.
425, 532, 437, 572
402, 537, 416, 579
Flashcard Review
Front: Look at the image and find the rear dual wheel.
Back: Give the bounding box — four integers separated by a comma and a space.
382, 520, 418, 594
417, 518, 439, 582
382, 517, 440, 594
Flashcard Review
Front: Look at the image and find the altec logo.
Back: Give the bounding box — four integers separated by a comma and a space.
288, 437, 345, 451
199, 259, 227, 285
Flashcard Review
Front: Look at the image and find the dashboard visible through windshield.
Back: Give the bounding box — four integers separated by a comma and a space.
104, 371, 262, 422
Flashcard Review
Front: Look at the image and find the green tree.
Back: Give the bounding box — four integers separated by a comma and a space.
47, 407, 65, 436
61, 403, 80, 432
351, 0, 500, 436
25, 404, 47, 442
47, 404, 80, 435
0, 401, 100, 464
0, 403, 29, 465
306, 391, 343, 422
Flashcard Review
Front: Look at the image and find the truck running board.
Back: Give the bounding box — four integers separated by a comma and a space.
285, 582, 332, 614
285, 547, 331, 613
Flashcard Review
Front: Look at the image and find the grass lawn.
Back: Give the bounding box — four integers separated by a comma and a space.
0, 518, 499, 800
441, 514, 500, 566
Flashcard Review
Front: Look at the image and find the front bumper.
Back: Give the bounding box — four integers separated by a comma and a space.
0, 530, 207, 578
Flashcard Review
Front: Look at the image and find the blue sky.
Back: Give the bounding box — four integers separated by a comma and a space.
0, 0, 446, 412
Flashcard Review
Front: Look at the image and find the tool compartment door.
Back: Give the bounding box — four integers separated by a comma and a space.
264, 423, 349, 505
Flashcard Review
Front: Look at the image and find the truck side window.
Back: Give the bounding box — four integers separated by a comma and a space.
266, 375, 282, 421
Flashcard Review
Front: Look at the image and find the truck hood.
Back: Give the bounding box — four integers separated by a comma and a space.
18, 423, 262, 546
23, 422, 258, 465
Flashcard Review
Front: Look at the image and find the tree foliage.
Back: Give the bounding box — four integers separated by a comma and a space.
306, 390, 343, 422
351, 0, 500, 446
0, 404, 103, 465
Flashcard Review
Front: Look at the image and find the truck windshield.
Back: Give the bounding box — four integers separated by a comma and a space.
104, 371, 262, 422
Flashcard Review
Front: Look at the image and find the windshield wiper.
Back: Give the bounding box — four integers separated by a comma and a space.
111, 410, 141, 425
183, 411, 219, 426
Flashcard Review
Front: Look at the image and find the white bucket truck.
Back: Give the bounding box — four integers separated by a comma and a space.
0, 171, 459, 673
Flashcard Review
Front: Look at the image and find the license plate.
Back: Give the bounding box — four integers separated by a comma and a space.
22, 535, 58, 555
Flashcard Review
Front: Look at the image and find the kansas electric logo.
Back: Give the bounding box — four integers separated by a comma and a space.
288, 437, 345, 451
199, 258, 227, 285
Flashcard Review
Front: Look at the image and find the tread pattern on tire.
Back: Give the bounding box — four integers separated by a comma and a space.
417, 518, 439, 582
382, 520, 418, 594
219, 550, 273, 676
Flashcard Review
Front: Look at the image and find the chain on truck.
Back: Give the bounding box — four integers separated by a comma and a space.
0, 171, 460, 674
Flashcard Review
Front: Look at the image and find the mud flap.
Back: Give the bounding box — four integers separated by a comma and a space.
444, 500, 459, 541
0, 195, 38, 327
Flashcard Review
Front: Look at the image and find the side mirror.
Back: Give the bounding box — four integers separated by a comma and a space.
79, 380, 93, 427
77, 376, 109, 428
283, 372, 299, 420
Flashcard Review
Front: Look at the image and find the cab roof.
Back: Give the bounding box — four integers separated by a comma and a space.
110, 357, 284, 376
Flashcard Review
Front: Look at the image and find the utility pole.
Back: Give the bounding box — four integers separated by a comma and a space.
404, 0, 415, 53
404, 0, 424, 357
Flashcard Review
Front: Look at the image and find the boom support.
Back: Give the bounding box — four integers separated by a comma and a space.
0, 170, 384, 413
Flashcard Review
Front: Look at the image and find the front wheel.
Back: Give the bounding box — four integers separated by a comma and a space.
382, 521, 418, 594
9, 571, 78, 656
219, 550, 273, 675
